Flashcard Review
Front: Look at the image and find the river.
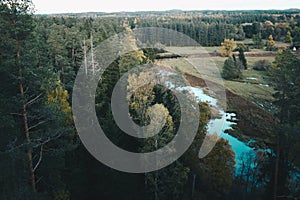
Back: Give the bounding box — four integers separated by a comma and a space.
181, 86, 256, 173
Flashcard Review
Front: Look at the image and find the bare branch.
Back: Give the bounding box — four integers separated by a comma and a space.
2, 132, 63, 154
32, 132, 63, 148
33, 145, 43, 172
24, 87, 29, 94
26, 93, 43, 106
28, 120, 47, 131
32, 132, 63, 172
10, 112, 23, 116
36, 176, 43, 184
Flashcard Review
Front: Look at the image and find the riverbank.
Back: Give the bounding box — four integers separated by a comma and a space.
184, 73, 277, 150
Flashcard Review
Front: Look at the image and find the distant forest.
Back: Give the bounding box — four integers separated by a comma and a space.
40, 9, 300, 47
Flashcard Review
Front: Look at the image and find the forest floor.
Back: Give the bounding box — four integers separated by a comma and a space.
157, 48, 279, 148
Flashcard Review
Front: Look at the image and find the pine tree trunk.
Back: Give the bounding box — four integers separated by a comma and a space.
274, 141, 280, 200
191, 174, 196, 199
16, 37, 37, 193
274, 91, 286, 199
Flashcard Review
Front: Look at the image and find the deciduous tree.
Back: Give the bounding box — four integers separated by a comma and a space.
220, 38, 236, 57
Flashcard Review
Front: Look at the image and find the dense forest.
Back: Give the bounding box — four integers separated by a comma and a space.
0, 0, 300, 200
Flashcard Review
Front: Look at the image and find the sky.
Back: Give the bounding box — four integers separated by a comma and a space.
33, 0, 300, 14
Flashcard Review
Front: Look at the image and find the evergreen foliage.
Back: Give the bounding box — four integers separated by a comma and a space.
222, 57, 243, 80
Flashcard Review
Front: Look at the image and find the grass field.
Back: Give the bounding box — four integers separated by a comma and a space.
158, 47, 276, 111
157, 47, 279, 145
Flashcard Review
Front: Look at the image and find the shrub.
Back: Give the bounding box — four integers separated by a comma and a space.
252, 60, 271, 71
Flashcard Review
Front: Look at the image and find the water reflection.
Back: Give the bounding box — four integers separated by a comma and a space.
182, 86, 256, 172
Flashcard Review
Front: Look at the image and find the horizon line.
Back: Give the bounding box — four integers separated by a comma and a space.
35, 8, 300, 15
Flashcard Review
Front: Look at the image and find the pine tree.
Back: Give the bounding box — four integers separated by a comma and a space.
270, 50, 300, 123
238, 46, 247, 69
0, 0, 38, 193
292, 27, 300, 46
253, 33, 263, 48
285, 31, 293, 44
221, 57, 242, 80
268, 50, 300, 199
235, 25, 246, 41
0, 1, 76, 197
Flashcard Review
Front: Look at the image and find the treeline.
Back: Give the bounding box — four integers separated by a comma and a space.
125, 14, 300, 46
137, 18, 243, 46
48, 9, 300, 19
37, 11, 300, 48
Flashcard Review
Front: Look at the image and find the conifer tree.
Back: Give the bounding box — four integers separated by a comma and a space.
221, 57, 242, 80
238, 46, 247, 69
0, 1, 76, 197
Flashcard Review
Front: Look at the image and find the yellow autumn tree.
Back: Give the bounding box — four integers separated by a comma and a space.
47, 80, 72, 124
267, 34, 275, 47
266, 35, 276, 51
219, 39, 237, 57
118, 26, 146, 73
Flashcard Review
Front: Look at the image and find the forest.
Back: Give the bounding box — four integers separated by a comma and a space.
0, 0, 300, 199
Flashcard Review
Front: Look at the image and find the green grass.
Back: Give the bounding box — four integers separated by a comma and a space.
247, 56, 274, 65
224, 81, 274, 103
203, 46, 221, 53
165, 46, 221, 55
158, 51, 276, 110
236, 38, 253, 44
158, 58, 199, 76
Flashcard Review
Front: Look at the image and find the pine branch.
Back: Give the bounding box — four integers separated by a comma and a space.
33, 145, 43, 172
32, 133, 63, 172
26, 93, 43, 106
28, 120, 47, 131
